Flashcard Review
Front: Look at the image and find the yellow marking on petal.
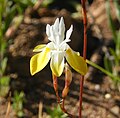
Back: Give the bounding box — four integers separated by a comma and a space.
30, 47, 51, 75
66, 48, 88, 75
50, 52, 64, 77
33, 44, 46, 52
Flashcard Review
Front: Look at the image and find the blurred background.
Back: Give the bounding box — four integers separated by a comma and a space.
0, 0, 120, 117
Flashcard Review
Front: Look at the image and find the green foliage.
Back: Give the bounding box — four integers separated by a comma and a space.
104, 0, 120, 89
0, 58, 7, 76
114, 0, 120, 22
87, 1, 120, 91
0, 0, 37, 97
0, 0, 35, 34
13, 0, 37, 6
47, 105, 68, 118
41, 0, 54, 7
0, 0, 36, 116
0, 76, 10, 97
0, 0, 10, 97
12, 91, 25, 117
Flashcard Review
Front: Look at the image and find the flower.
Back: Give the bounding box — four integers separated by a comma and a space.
30, 17, 87, 77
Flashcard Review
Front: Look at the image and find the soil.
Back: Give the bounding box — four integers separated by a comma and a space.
0, 0, 120, 118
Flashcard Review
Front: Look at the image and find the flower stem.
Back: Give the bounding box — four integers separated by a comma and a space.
52, 74, 75, 117
60, 98, 75, 118
52, 74, 60, 103
79, 0, 87, 118
79, 76, 84, 118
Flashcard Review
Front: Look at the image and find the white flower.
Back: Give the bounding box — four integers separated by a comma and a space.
30, 17, 87, 77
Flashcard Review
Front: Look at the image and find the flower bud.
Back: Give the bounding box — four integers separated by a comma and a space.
65, 63, 72, 86
62, 86, 69, 98
62, 63, 72, 98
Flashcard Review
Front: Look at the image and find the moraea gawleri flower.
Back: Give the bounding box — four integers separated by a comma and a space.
30, 17, 87, 77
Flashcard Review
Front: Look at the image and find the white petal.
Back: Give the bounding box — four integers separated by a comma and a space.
59, 42, 68, 51
49, 26, 55, 42
50, 52, 65, 77
66, 25, 73, 41
59, 39, 71, 51
53, 18, 59, 33
59, 17, 65, 40
47, 42, 55, 50
46, 24, 51, 37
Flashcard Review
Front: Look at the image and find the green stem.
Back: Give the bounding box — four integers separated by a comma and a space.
86, 59, 115, 79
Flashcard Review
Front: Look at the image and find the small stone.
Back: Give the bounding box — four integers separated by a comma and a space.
105, 93, 111, 99
95, 84, 100, 91
111, 106, 119, 115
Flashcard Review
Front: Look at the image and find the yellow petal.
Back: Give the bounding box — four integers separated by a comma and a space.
66, 48, 88, 75
50, 52, 64, 77
30, 47, 51, 75
33, 44, 46, 52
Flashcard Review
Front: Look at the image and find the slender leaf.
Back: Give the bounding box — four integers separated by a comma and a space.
114, 0, 120, 22
104, 55, 113, 73
106, 0, 117, 41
